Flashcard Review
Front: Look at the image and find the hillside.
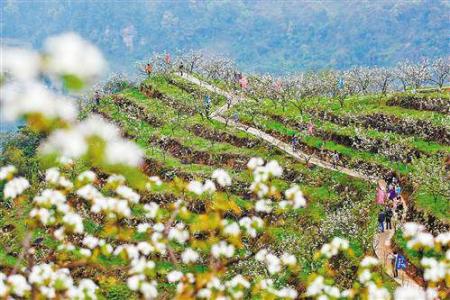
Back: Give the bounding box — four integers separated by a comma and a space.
1, 32, 449, 298
2, 0, 449, 73
2, 69, 449, 297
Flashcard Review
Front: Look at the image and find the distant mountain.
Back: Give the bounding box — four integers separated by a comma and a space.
2, 0, 449, 74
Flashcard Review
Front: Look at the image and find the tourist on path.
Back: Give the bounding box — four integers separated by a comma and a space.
378, 210, 386, 233
385, 205, 393, 230
292, 135, 298, 152
376, 179, 387, 205
389, 251, 399, 278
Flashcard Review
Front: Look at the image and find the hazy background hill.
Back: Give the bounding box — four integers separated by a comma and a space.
2, 0, 449, 75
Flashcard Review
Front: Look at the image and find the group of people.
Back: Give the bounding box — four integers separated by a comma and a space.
377, 176, 404, 233
376, 176, 408, 278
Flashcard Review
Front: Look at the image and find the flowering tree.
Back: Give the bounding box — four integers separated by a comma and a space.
371, 67, 395, 95
1, 34, 449, 299
395, 59, 431, 91
428, 57, 450, 89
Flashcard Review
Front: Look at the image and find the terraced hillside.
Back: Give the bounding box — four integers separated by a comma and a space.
196, 75, 450, 280
1, 70, 448, 298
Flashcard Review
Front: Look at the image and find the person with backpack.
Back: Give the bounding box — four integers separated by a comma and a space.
389, 251, 399, 277
378, 210, 386, 233
393, 251, 407, 278
385, 205, 393, 230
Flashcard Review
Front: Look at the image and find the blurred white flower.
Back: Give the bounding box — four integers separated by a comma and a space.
1, 47, 41, 80
403, 222, 424, 238
42, 128, 87, 159
360, 256, 379, 267
44, 32, 105, 81
0, 165, 17, 180
3, 177, 29, 199
187, 180, 204, 195
181, 248, 199, 264
394, 286, 426, 300
1, 81, 77, 122
77, 170, 97, 183
7, 274, 31, 297
167, 271, 183, 283
105, 139, 143, 167
247, 157, 264, 170
211, 241, 235, 258
212, 169, 232, 187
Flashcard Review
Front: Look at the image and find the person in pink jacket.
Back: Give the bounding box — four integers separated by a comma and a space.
376, 179, 387, 205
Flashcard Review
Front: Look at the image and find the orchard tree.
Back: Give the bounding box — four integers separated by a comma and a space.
346, 66, 372, 94
371, 67, 395, 95
411, 155, 450, 203
184, 50, 205, 73
428, 57, 450, 89
395, 59, 431, 91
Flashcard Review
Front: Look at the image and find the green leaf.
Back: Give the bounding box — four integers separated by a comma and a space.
63, 74, 85, 91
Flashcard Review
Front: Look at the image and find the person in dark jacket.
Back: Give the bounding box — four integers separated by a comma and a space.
292, 135, 298, 152
179, 62, 184, 76
385, 205, 393, 230
94, 91, 100, 105
378, 210, 386, 232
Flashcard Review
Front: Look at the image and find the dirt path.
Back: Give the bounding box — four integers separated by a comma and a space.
178, 72, 422, 288
373, 199, 421, 288
178, 73, 377, 183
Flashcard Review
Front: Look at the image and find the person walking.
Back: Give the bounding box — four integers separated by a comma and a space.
385, 205, 393, 230
233, 112, 239, 123
378, 210, 386, 233
145, 63, 153, 75
389, 251, 399, 278
376, 179, 387, 205
226, 96, 233, 109
94, 91, 100, 106
292, 135, 298, 152
179, 62, 184, 76
204, 95, 211, 117
331, 152, 340, 169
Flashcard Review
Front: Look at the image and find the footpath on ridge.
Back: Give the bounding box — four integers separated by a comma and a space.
177, 72, 422, 288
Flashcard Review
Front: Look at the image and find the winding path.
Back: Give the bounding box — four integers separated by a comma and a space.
178, 72, 421, 288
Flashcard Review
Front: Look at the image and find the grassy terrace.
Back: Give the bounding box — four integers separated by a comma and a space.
0, 73, 399, 296
224, 88, 449, 223
56, 75, 389, 292
311, 93, 450, 127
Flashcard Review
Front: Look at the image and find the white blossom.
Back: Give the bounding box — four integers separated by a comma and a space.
3, 177, 30, 199
212, 169, 232, 187
44, 32, 105, 81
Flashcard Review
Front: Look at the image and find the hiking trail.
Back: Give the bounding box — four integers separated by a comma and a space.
178, 72, 422, 288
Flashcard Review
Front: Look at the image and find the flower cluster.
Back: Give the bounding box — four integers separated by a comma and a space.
0, 265, 97, 299
0, 165, 30, 200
